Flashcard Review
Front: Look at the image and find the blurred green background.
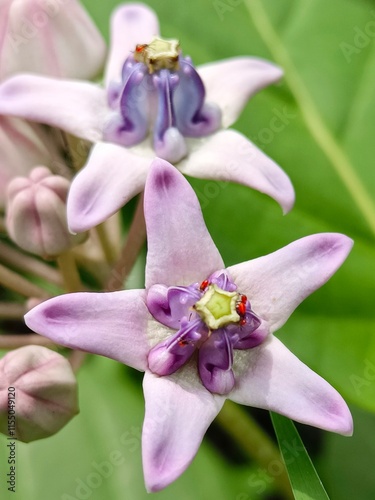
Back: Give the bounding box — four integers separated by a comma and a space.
1, 0, 375, 498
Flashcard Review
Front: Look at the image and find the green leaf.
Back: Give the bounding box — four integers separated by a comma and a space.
320, 406, 375, 500
271, 412, 329, 500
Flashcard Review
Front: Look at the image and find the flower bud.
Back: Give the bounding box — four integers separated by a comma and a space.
6, 166, 86, 258
0, 345, 79, 442
0, 116, 64, 209
0, 0, 106, 80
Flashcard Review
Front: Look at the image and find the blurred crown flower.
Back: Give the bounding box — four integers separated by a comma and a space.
0, 345, 79, 442
0, 0, 106, 80
25, 158, 353, 492
0, 3, 294, 233
6, 166, 86, 258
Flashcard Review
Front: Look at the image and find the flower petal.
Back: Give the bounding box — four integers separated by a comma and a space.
0, 74, 107, 142
142, 370, 224, 492
0, 0, 106, 81
229, 336, 353, 436
198, 57, 283, 128
24, 290, 150, 371
67, 142, 151, 233
105, 3, 160, 86
179, 129, 295, 214
144, 158, 224, 287
227, 233, 353, 331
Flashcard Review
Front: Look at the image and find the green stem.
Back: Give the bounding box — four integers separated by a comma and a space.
216, 401, 293, 499
106, 193, 146, 291
0, 240, 63, 287
57, 252, 83, 292
0, 302, 26, 320
96, 222, 118, 265
245, 0, 375, 237
0, 216, 6, 233
0, 262, 49, 298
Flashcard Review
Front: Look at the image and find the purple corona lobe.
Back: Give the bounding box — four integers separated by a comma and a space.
103, 47, 222, 163
146, 270, 264, 394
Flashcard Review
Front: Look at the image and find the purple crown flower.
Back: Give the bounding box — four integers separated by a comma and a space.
0, 3, 294, 233
25, 158, 353, 492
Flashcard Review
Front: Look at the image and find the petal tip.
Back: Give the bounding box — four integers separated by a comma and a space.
147, 157, 179, 191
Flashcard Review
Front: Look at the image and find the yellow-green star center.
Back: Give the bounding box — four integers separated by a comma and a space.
134, 36, 180, 73
195, 284, 240, 330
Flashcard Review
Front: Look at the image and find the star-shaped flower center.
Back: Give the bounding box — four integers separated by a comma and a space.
134, 36, 180, 73
194, 284, 240, 329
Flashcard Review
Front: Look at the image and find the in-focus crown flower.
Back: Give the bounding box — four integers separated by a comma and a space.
25, 158, 353, 492
0, 3, 295, 233
0, 0, 106, 80
0, 345, 79, 442
6, 166, 85, 258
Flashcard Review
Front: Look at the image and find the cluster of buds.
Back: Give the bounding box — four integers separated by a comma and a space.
0, 0, 107, 439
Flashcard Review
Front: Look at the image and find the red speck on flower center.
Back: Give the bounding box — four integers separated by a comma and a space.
200, 280, 209, 291
236, 302, 246, 316
135, 44, 147, 53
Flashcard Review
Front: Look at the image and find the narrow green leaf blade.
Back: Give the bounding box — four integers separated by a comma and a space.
270, 412, 329, 500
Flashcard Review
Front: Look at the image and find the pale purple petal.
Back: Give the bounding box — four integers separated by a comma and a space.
0, 74, 107, 142
105, 3, 160, 87
24, 290, 150, 371
67, 142, 151, 233
0, 0, 106, 81
198, 57, 283, 128
144, 158, 224, 288
142, 371, 224, 492
229, 336, 353, 436
179, 129, 295, 214
227, 233, 353, 331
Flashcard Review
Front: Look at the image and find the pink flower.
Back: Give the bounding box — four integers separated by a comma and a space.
0, 0, 106, 80
25, 158, 353, 492
0, 3, 294, 233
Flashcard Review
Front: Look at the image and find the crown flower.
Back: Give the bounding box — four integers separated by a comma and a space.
0, 3, 294, 233
0, 0, 106, 80
25, 158, 353, 492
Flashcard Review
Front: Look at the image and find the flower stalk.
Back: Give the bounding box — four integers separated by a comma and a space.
106, 193, 146, 291
217, 401, 293, 499
57, 251, 83, 293
0, 262, 49, 299
0, 240, 63, 287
